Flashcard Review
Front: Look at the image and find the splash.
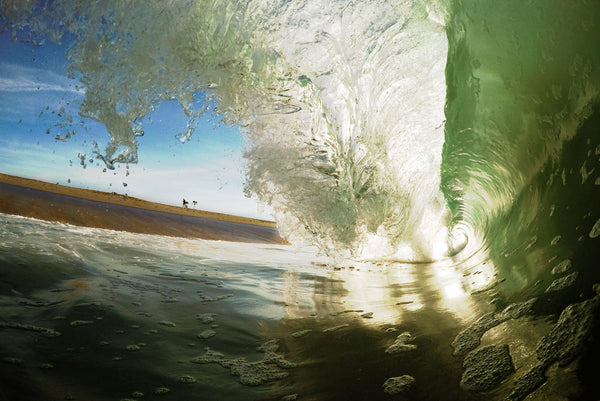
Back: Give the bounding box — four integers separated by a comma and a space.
242, 0, 450, 259
1, 0, 451, 259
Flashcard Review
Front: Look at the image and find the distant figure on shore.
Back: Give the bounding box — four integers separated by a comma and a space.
182, 198, 189, 208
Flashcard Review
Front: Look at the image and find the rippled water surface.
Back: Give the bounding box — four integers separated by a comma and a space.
1, 213, 599, 401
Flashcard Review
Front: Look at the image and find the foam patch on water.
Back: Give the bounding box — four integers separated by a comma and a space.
191, 340, 296, 386
536, 295, 599, 366
197, 329, 216, 339
0, 321, 61, 337
545, 272, 579, 293
382, 375, 415, 395
322, 324, 349, 333
551, 259, 572, 275
385, 331, 417, 354
460, 344, 514, 391
291, 330, 312, 338
589, 218, 600, 238
452, 299, 536, 356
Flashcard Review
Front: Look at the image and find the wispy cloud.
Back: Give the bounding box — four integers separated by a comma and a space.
0, 76, 80, 93
0, 136, 76, 174
0, 63, 84, 94
0, 63, 85, 123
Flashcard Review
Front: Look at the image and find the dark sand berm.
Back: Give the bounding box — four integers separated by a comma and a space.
0, 173, 286, 244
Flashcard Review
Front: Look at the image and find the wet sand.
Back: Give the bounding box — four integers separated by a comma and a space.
0, 173, 286, 244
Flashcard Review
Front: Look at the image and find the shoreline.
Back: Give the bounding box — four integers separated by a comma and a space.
0, 173, 286, 244
0, 173, 275, 227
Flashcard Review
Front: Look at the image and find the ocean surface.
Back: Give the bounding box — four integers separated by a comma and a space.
1, 0, 600, 400
1, 211, 597, 401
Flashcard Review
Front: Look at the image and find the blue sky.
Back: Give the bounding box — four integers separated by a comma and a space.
0, 31, 273, 220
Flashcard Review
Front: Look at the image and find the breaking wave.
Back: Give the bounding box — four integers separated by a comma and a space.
2, 0, 599, 262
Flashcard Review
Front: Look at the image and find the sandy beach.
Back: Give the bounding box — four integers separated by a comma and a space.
0, 173, 286, 244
